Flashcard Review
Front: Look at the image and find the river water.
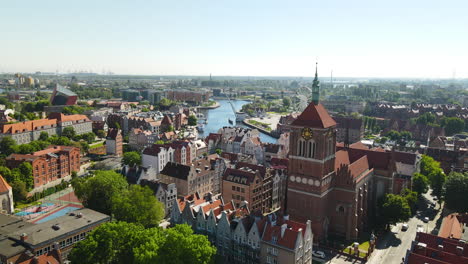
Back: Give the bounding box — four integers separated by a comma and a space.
198, 99, 277, 144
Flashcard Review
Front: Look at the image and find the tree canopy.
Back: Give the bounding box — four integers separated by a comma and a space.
412, 173, 429, 195
72, 170, 128, 215
378, 193, 411, 227
68, 222, 216, 264
444, 172, 468, 213
112, 185, 164, 228
188, 115, 197, 126
122, 151, 142, 166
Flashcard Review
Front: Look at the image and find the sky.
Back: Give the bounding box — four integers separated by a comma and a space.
1, 0, 467, 78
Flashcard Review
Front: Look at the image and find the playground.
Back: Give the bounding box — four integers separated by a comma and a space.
15, 187, 83, 223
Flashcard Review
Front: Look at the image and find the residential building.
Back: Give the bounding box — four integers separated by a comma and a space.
166, 90, 210, 104
260, 216, 313, 264
171, 193, 313, 264
263, 143, 284, 165
0, 208, 110, 263
140, 179, 178, 216
128, 128, 159, 151
438, 213, 468, 240
121, 165, 158, 184
105, 128, 123, 156
6, 146, 80, 190
142, 145, 175, 174
222, 162, 285, 214
0, 175, 14, 214
107, 113, 160, 136
333, 116, 364, 144
0, 114, 92, 144
407, 232, 468, 264
205, 133, 223, 154
159, 154, 224, 197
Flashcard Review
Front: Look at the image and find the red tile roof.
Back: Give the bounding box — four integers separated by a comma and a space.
439, 213, 463, 239
262, 220, 306, 250
0, 174, 12, 193
291, 103, 336, 128
335, 150, 351, 170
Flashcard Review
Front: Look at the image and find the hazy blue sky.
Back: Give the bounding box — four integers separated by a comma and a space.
1, 0, 467, 78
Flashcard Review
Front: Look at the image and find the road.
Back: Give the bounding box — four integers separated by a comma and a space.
325, 190, 442, 264
366, 190, 441, 264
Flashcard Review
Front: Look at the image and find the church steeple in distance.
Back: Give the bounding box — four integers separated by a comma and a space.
312, 62, 320, 105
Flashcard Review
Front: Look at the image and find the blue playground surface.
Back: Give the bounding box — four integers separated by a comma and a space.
36, 206, 80, 224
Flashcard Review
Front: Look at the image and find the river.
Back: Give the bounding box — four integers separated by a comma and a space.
198, 100, 277, 144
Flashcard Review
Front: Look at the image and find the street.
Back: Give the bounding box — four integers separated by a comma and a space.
325, 190, 442, 264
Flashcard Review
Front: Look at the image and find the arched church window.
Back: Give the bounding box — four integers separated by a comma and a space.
302, 140, 307, 157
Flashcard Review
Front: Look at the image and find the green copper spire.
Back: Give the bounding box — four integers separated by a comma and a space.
312, 62, 320, 105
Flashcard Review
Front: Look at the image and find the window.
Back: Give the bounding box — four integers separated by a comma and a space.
232, 186, 235, 191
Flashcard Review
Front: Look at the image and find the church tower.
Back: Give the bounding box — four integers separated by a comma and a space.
286, 63, 337, 239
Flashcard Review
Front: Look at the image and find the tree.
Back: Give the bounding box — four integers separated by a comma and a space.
420, 155, 440, 177
62, 127, 76, 139
72, 170, 128, 215
165, 125, 174, 132
18, 162, 33, 190
442, 117, 465, 136
282, 98, 291, 109
122, 151, 142, 166
11, 181, 28, 202
96, 129, 106, 138
0, 136, 17, 156
154, 140, 165, 145
0, 167, 13, 183
400, 131, 412, 141
403, 188, 418, 214
69, 222, 216, 264
68, 221, 146, 264
412, 173, 429, 195
39, 131, 49, 141
378, 194, 411, 228
188, 115, 197, 126
386, 130, 400, 141
215, 148, 222, 155
443, 172, 468, 212
153, 224, 217, 264
112, 185, 164, 228
429, 168, 446, 199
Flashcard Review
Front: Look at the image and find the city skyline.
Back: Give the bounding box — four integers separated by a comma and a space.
1, 0, 467, 78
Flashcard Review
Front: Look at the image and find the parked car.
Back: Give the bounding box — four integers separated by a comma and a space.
312, 250, 326, 259
402, 224, 409, 231
423, 217, 430, 223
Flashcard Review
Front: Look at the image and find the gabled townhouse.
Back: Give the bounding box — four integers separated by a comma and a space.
142, 145, 175, 174
171, 193, 313, 264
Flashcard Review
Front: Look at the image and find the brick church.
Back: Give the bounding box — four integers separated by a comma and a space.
286, 64, 415, 241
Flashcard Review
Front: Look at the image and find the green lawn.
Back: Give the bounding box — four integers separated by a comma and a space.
90, 142, 104, 149
247, 120, 272, 131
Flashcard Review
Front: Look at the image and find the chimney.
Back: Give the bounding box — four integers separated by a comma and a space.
456, 246, 464, 256
20, 233, 28, 242
281, 223, 287, 238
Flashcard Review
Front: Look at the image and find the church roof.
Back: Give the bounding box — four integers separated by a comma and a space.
291, 103, 336, 129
